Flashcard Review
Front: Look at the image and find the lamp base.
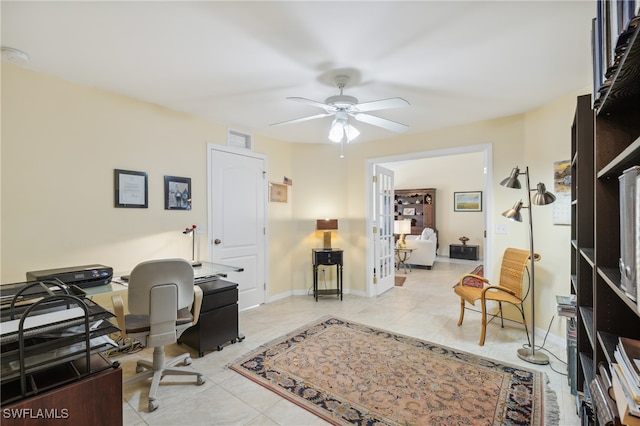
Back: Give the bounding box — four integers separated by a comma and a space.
517, 347, 549, 365
323, 231, 332, 249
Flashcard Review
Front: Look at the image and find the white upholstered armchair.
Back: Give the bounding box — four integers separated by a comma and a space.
404, 228, 437, 269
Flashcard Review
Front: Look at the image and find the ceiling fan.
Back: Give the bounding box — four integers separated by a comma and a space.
270, 75, 410, 141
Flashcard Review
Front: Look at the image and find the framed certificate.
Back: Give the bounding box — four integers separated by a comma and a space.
114, 169, 148, 208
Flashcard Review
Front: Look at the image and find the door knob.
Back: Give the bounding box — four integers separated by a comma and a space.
214, 239, 221, 245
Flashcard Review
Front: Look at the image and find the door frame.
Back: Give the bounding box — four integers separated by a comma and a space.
207, 143, 268, 307
365, 143, 493, 297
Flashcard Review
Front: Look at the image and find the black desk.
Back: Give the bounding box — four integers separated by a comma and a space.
312, 249, 343, 301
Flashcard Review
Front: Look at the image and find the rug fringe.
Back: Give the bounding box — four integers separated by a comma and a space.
544, 374, 561, 426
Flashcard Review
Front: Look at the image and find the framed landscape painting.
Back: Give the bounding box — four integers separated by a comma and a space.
454, 191, 482, 212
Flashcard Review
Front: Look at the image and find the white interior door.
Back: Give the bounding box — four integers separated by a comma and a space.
373, 165, 395, 295
209, 145, 266, 310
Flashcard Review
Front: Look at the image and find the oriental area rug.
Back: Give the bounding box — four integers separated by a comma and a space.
229, 316, 559, 426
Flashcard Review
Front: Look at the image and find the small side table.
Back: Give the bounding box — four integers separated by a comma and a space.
312, 249, 343, 301
395, 248, 414, 273
449, 244, 479, 260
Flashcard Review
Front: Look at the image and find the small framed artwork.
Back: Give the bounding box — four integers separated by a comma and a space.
402, 207, 416, 216
454, 191, 482, 212
269, 182, 288, 203
114, 169, 148, 208
553, 159, 571, 225
164, 175, 191, 210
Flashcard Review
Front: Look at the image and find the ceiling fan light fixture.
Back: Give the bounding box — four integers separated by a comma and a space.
329, 118, 345, 142
345, 123, 359, 141
329, 114, 360, 143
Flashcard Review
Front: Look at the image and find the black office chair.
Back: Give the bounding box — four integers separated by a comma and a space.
112, 258, 204, 412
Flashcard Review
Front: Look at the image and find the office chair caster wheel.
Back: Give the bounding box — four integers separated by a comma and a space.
148, 400, 159, 412
183, 356, 192, 366
135, 365, 144, 373
196, 375, 205, 385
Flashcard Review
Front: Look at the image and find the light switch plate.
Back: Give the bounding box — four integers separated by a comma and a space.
495, 223, 508, 234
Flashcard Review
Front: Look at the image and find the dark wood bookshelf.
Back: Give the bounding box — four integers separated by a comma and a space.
572, 13, 640, 424
394, 188, 436, 235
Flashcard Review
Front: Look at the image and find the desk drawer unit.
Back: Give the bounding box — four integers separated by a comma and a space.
314, 250, 343, 265
178, 278, 242, 357
449, 244, 479, 261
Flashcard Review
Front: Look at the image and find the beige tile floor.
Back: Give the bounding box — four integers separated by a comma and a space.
116, 257, 580, 425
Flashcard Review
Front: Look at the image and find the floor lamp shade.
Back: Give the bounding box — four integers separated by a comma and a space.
317, 219, 338, 249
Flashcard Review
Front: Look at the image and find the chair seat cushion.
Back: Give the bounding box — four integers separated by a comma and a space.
460, 265, 484, 288
125, 307, 194, 334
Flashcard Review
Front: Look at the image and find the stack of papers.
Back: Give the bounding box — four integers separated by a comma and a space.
555, 294, 577, 318
611, 337, 640, 424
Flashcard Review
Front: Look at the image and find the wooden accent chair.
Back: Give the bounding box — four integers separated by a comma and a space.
453, 247, 539, 346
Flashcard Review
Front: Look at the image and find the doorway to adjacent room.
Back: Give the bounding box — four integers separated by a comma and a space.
365, 143, 493, 298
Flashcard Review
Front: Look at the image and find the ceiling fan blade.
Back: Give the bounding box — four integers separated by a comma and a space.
353, 113, 409, 133
355, 97, 410, 112
270, 113, 332, 127
286, 97, 331, 111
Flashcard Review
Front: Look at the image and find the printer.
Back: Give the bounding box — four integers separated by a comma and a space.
26, 264, 113, 288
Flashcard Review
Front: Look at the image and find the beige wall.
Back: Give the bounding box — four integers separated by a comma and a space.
0, 64, 295, 299
1, 62, 584, 341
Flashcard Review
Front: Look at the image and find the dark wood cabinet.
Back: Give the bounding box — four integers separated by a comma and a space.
572, 15, 640, 424
178, 278, 243, 357
1, 355, 122, 426
394, 188, 436, 235
449, 244, 479, 261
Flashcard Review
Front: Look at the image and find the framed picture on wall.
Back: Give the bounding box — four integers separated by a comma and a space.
164, 175, 191, 210
114, 169, 148, 208
269, 182, 288, 203
454, 191, 482, 212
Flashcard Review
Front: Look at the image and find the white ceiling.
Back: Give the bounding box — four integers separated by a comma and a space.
1, 1, 595, 144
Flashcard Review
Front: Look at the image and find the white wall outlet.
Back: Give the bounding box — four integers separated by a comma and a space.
495, 223, 508, 234
196, 223, 204, 234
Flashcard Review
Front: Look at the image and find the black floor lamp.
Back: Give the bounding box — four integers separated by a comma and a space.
500, 166, 556, 365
